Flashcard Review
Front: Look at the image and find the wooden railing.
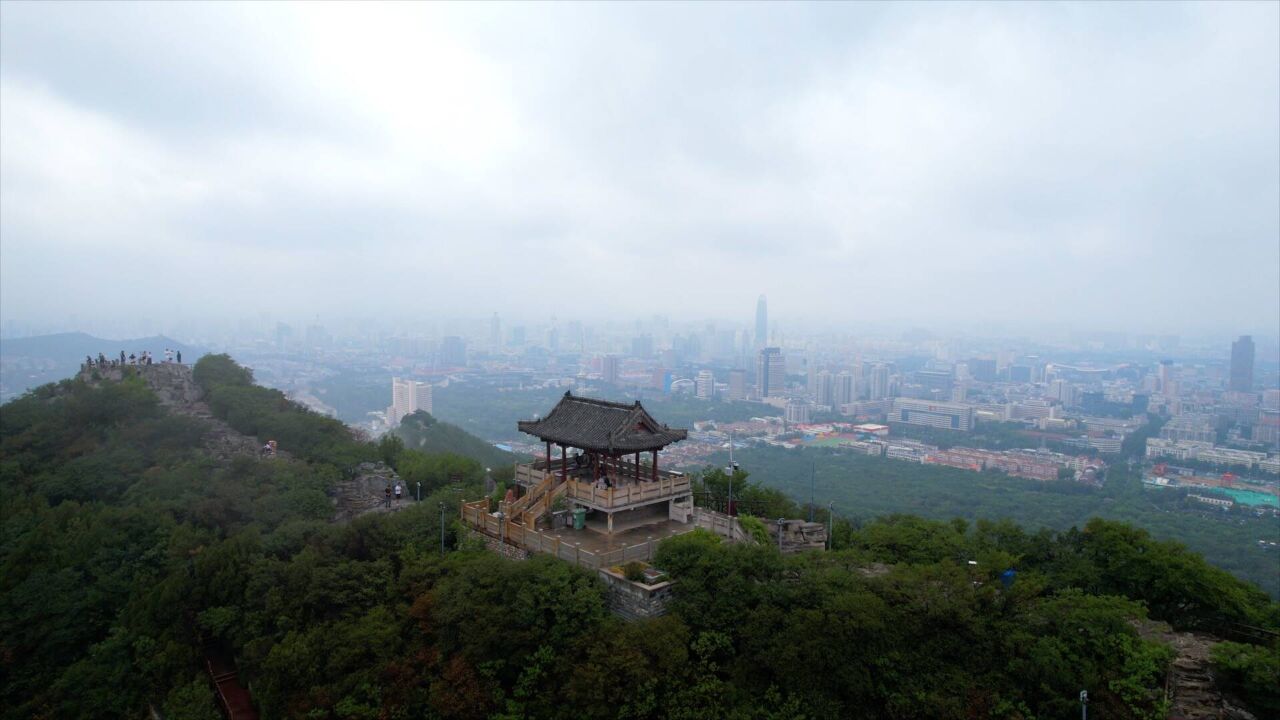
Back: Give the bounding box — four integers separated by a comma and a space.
514, 460, 686, 488
459, 499, 661, 571
565, 474, 691, 509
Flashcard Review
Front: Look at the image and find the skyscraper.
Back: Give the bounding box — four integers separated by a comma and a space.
602, 355, 619, 385
728, 368, 747, 400
836, 371, 855, 406
1230, 335, 1255, 392
755, 295, 768, 349
695, 370, 715, 400
869, 363, 890, 400
814, 370, 835, 407
756, 347, 786, 399
388, 377, 433, 426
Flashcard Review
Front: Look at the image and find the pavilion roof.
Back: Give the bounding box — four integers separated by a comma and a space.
517, 391, 687, 453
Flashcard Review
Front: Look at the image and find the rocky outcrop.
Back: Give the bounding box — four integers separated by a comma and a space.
78, 363, 282, 462
331, 462, 410, 522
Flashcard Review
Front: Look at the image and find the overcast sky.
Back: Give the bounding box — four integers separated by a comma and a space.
1, 2, 1277, 336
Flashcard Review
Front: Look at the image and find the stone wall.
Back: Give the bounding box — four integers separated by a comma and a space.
468, 530, 531, 561
598, 568, 674, 621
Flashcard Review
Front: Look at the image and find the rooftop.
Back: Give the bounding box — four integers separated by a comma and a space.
517, 391, 687, 453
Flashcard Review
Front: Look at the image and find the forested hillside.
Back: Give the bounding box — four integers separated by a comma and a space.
1, 358, 1276, 719
393, 410, 520, 469
727, 445, 1280, 598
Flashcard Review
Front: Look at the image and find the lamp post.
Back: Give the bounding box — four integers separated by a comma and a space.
1079, 690, 1087, 720
439, 502, 446, 555
777, 518, 786, 551
417, 481, 421, 502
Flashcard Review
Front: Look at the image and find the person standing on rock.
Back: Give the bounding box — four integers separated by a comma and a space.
176, 350, 182, 364
384, 485, 392, 508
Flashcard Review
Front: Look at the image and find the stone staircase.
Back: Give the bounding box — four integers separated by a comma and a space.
331, 462, 406, 522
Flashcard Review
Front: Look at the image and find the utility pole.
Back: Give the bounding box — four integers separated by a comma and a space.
777, 518, 785, 551
439, 503, 446, 555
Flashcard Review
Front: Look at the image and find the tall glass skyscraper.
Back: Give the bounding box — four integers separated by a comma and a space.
1230, 335, 1255, 392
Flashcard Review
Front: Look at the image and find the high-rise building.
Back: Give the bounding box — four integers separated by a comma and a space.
728, 368, 747, 400
602, 355, 620, 385
755, 295, 768, 349
756, 347, 786, 399
785, 398, 812, 424
695, 370, 715, 400
388, 377, 433, 426
1230, 335, 1255, 392
815, 370, 835, 407
836, 371, 855, 406
869, 363, 890, 400
440, 336, 467, 368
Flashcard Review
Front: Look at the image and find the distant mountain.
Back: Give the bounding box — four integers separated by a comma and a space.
393, 411, 522, 470
0, 332, 207, 402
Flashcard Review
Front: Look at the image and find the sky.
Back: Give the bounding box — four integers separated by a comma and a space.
1, 1, 1277, 337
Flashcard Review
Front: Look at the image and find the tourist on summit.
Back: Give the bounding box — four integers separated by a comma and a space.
394, 483, 403, 503
384, 485, 392, 508
176, 350, 182, 364
128, 353, 136, 365
119, 351, 126, 364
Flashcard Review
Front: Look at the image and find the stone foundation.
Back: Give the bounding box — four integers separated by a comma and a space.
469, 530, 531, 561
598, 567, 674, 621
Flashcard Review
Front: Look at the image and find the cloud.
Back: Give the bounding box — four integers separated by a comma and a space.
0, 1, 1276, 336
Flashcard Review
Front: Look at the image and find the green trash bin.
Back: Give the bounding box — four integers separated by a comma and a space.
572, 508, 586, 530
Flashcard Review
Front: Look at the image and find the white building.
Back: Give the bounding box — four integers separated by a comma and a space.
695, 370, 715, 400
388, 377, 433, 426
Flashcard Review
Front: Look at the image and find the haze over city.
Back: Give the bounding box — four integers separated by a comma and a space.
2, 2, 1278, 337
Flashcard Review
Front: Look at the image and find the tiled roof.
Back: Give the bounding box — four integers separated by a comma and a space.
517, 391, 688, 452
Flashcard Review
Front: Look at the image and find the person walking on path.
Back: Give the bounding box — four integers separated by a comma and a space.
384, 485, 392, 508
394, 483, 403, 504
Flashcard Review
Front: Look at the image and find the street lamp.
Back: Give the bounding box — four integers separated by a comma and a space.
777, 518, 786, 551
439, 502, 446, 555
827, 501, 834, 550
417, 481, 421, 502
